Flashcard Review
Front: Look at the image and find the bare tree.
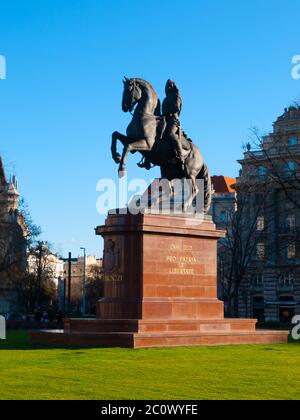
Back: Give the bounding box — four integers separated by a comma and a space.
219, 180, 273, 317
10, 242, 56, 313
85, 264, 104, 314
249, 111, 300, 210
218, 106, 300, 319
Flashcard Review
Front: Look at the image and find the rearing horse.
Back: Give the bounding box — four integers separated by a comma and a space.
111, 78, 160, 175
111, 78, 212, 213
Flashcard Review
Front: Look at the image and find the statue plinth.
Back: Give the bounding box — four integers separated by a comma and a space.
96, 213, 224, 321
31, 212, 288, 348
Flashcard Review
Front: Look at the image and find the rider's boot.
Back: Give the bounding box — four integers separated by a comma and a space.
137, 156, 151, 170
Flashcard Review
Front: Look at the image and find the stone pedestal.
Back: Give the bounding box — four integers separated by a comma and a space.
31, 212, 289, 348
97, 213, 224, 322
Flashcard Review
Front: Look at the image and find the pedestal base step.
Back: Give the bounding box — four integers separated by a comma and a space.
63, 318, 258, 333
31, 329, 289, 349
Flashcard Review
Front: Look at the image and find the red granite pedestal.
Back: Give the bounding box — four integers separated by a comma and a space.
31, 213, 289, 348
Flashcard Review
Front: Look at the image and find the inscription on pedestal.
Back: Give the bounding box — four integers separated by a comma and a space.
104, 274, 123, 282
166, 243, 197, 275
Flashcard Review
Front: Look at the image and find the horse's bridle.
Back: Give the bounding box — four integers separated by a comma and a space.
128, 78, 139, 114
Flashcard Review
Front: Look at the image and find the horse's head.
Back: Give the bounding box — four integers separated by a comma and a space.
122, 77, 142, 113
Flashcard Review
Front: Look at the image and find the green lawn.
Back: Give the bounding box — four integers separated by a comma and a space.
0, 330, 299, 400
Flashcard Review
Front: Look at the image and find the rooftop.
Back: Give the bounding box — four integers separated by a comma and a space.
0, 157, 19, 196
273, 105, 300, 134
212, 176, 236, 194
275, 105, 300, 124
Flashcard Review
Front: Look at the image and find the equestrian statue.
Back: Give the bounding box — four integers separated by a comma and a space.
111, 78, 212, 213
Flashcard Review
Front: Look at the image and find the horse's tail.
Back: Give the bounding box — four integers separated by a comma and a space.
197, 162, 212, 213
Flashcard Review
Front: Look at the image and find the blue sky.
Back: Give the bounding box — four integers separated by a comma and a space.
0, 0, 299, 257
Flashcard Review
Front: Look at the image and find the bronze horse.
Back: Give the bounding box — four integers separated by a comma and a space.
111, 78, 212, 213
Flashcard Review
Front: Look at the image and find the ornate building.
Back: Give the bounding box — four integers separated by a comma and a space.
237, 106, 300, 323
0, 157, 27, 313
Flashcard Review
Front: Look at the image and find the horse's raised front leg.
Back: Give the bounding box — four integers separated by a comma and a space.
111, 131, 129, 164
118, 139, 151, 178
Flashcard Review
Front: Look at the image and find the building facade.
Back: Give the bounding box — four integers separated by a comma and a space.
0, 158, 27, 313
211, 176, 237, 310
62, 255, 102, 311
211, 176, 236, 229
63, 256, 102, 284
237, 106, 300, 323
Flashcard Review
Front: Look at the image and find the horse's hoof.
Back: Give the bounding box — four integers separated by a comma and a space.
118, 169, 126, 178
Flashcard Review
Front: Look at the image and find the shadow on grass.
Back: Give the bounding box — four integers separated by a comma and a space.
0, 330, 97, 351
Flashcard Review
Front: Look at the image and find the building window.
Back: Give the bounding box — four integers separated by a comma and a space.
256, 216, 265, 231
279, 296, 295, 323
256, 242, 265, 260
279, 273, 294, 287
287, 242, 296, 260
288, 136, 298, 146
286, 161, 296, 174
252, 274, 264, 287
258, 166, 267, 177
219, 210, 227, 223
252, 296, 265, 322
286, 214, 296, 230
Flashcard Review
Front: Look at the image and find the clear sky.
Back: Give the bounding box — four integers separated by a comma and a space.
0, 0, 299, 258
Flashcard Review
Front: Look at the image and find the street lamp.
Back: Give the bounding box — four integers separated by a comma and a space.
80, 247, 86, 316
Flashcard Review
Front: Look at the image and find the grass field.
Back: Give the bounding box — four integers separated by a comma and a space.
0, 330, 299, 400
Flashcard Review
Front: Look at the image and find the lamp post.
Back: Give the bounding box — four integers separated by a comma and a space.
80, 247, 86, 316
67, 252, 72, 315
